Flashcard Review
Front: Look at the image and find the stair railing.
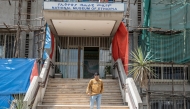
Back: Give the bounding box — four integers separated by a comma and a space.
23, 58, 54, 109
114, 59, 142, 109
113, 59, 127, 105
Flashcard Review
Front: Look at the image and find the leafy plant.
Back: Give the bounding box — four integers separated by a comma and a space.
129, 47, 157, 109
105, 66, 111, 74
11, 94, 25, 109
0, 94, 26, 109
128, 47, 156, 88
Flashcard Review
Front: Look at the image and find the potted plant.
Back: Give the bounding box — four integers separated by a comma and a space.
105, 65, 111, 79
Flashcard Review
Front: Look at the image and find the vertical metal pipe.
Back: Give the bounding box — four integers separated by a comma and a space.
80, 37, 84, 46
7, 34, 10, 58
4, 34, 7, 58
10, 34, 11, 58
71, 47, 73, 78
97, 37, 98, 46
14, 0, 23, 57
77, 37, 80, 45
62, 37, 64, 77
93, 37, 95, 46
82, 37, 84, 46
184, 65, 186, 109
90, 37, 91, 46
11, 34, 13, 57
99, 37, 100, 50
94, 37, 96, 46
66, 36, 69, 78
78, 46, 81, 78
172, 63, 174, 109
95, 37, 97, 46
6, 34, 8, 58
147, 69, 150, 109
87, 37, 88, 46
70, 46, 72, 78
166, 67, 171, 79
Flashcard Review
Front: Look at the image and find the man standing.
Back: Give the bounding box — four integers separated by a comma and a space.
86, 72, 104, 109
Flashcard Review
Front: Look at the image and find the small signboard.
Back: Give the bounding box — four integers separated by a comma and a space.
44, 2, 125, 12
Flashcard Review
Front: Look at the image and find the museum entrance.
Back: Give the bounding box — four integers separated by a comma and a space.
83, 47, 99, 78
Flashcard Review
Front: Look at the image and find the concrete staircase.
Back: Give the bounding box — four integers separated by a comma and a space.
37, 78, 129, 109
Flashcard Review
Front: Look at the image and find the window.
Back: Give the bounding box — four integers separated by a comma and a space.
25, 34, 29, 58
152, 67, 161, 79
151, 99, 190, 109
151, 65, 188, 80
0, 33, 16, 58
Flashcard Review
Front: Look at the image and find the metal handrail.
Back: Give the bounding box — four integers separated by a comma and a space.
113, 61, 127, 106
39, 61, 54, 87
114, 59, 141, 109
28, 61, 54, 108
28, 84, 40, 108
113, 62, 125, 89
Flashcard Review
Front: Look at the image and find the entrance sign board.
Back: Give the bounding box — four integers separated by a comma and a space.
44, 2, 125, 12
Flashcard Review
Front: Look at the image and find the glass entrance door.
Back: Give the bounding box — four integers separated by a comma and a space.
83, 47, 99, 78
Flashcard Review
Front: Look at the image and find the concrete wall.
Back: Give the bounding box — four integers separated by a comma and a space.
0, 1, 29, 26
0, 1, 16, 25
129, 0, 138, 31
150, 82, 190, 92
20, 32, 26, 57
30, 0, 45, 26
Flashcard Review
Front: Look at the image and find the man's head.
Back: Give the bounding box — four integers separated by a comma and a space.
94, 72, 99, 80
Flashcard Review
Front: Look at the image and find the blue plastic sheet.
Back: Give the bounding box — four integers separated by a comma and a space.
0, 58, 35, 108
0, 58, 35, 94
45, 24, 51, 49
0, 95, 14, 109
43, 24, 51, 60
43, 50, 49, 59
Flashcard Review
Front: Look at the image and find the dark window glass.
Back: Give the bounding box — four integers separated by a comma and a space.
163, 67, 188, 80
152, 67, 161, 79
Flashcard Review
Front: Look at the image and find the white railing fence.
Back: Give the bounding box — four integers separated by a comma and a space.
114, 59, 142, 109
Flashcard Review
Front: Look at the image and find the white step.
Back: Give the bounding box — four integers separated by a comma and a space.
46, 86, 119, 90
49, 78, 118, 82
42, 102, 124, 105
43, 96, 122, 99
43, 92, 121, 97
41, 78, 127, 108
42, 99, 123, 102
45, 90, 120, 93
37, 105, 129, 109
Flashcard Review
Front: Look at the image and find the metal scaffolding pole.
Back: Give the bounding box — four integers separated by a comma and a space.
13, 0, 22, 58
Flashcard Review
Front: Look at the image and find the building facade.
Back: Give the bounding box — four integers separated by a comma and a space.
1, 0, 190, 109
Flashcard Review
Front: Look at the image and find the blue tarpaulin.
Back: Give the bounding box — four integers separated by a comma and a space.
45, 23, 51, 49
0, 58, 35, 108
0, 95, 14, 109
43, 23, 51, 60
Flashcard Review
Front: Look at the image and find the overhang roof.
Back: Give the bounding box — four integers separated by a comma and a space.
43, 2, 125, 37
